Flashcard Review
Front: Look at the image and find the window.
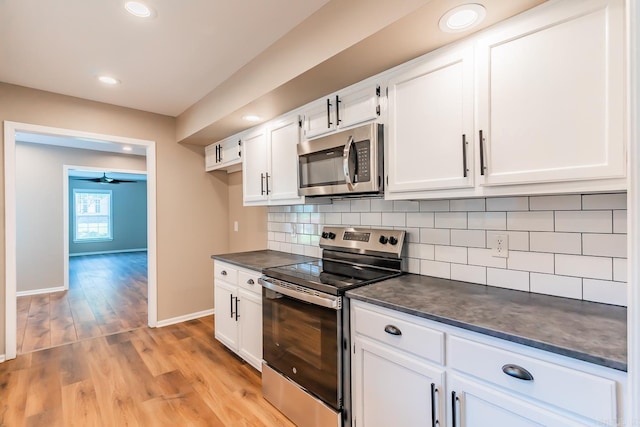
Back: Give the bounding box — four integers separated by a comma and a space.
73, 189, 113, 242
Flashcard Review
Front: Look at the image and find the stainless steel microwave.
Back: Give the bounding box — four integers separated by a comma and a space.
297, 123, 384, 197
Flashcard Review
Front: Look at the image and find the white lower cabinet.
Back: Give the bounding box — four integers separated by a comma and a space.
213, 261, 262, 371
351, 300, 625, 427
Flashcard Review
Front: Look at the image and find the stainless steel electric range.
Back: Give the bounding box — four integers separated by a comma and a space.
259, 226, 405, 427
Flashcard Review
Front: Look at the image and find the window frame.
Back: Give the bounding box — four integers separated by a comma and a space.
73, 188, 114, 243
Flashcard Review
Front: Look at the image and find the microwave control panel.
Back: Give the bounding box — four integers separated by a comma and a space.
355, 140, 370, 182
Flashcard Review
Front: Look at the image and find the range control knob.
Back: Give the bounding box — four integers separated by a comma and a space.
328, 232, 336, 240
379, 235, 388, 245
388, 236, 398, 245
321, 232, 329, 239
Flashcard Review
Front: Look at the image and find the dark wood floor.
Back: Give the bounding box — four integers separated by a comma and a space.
0, 316, 296, 426
16, 252, 148, 354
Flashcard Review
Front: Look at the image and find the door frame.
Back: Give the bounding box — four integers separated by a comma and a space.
4, 121, 158, 361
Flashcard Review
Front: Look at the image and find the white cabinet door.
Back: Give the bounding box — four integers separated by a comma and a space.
268, 116, 304, 204
237, 288, 263, 372
242, 128, 268, 203
220, 137, 242, 166
214, 279, 238, 351
387, 44, 474, 194
353, 337, 445, 427
205, 144, 218, 171
448, 374, 586, 427
476, 0, 625, 186
337, 85, 380, 130
303, 98, 335, 139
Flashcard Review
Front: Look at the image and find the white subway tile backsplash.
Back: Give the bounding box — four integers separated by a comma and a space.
420, 228, 450, 245
361, 212, 382, 226
582, 193, 626, 210
403, 227, 420, 243
487, 197, 528, 212
555, 211, 612, 233
268, 212, 285, 222
487, 268, 529, 292
583, 279, 626, 306
529, 232, 581, 255
555, 254, 612, 280
468, 212, 506, 230
297, 213, 311, 223
381, 212, 406, 227
394, 200, 420, 212
451, 264, 486, 285
507, 211, 554, 231
507, 251, 554, 274
420, 200, 450, 212
435, 245, 467, 264
451, 229, 486, 248
350, 199, 371, 212
613, 210, 627, 233
468, 248, 507, 268
529, 195, 581, 211
303, 205, 316, 213
325, 212, 342, 225
285, 213, 297, 223
420, 260, 450, 279
303, 224, 316, 235
407, 243, 435, 260
407, 212, 435, 228
613, 258, 627, 282
341, 213, 361, 225
317, 203, 334, 213
370, 199, 394, 212
406, 258, 421, 274
487, 231, 529, 251
582, 234, 626, 258
332, 200, 351, 212
450, 198, 485, 212
435, 212, 467, 229
291, 244, 305, 255
310, 213, 322, 224
530, 273, 582, 299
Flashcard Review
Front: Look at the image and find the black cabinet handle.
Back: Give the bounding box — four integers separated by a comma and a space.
326, 98, 332, 128
462, 134, 468, 178
234, 297, 240, 321
265, 172, 270, 195
260, 173, 265, 195
479, 129, 486, 176
431, 383, 439, 427
502, 364, 534, 381
229, 294, 234, 318
384, 324, 402, 336
335, 95, 341, 125
451, 391, 459, 427
238, 140, 241, 157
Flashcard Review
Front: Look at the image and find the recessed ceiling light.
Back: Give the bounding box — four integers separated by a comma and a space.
243, 115, 262, 122
98, 75, 120, 85
124, 1, 152, 18
122, 146, 133, 152
439, 4, 486, 33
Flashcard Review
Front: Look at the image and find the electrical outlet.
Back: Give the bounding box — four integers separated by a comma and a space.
233, 221, 239, 232
491, 233, 509, 258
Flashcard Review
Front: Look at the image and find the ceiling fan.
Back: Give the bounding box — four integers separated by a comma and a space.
73, 172, 138, 184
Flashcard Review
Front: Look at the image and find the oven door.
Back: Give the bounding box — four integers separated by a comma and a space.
297, 123, 382, 196
260, 278, 342, 410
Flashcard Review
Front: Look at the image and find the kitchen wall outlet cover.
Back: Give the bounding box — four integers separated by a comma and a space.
492, 234, 509, 258
234, 221, 239, 232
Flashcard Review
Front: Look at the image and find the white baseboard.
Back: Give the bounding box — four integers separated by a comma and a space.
17, 285, 66, 297
155, 309, 214, 328
0, 354, 5, 363
69, 248, 148, 257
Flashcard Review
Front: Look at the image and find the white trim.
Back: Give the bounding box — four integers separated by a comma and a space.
69, 248, 147, 257
155, 309, 214, 328
0, 355, 5, 363
16, 285, 66, 297
4, 120, 159, 361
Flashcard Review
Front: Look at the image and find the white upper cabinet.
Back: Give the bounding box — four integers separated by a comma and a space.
242, 115, 305, 206
303, 84, 381, 140
205, 135, 242, 173
387, 43, 475, 196
476, 0, 625, 186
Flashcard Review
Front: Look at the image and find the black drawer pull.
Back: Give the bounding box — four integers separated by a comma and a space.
247, 279, 255, 285
384, 325, 402, 336
502, 364, 534, 381
221, 270, 227, 276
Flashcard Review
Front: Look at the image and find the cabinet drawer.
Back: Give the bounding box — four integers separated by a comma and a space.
214, 262, 238, 283
352, 304, 444, 365
448, 335, 617, 422
238, 270, 261, 295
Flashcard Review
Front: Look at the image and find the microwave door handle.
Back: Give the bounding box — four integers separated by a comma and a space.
343, 135, 356, 190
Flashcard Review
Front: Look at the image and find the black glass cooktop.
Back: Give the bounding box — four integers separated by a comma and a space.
262, 259, 402, 296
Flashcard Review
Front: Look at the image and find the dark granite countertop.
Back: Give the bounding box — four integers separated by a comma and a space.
211, 250, 318, 272
347, 274, 627, 371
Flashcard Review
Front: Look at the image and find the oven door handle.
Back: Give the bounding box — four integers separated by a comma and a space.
343, 135, 356, 191
259, 278, 340, 310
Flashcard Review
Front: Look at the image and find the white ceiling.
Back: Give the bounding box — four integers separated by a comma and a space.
16, 131, 147, 156
0, 0, 329, 116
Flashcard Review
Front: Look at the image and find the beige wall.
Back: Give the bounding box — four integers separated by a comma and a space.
15, 142, 147, 293
227, 171, 268, 253
0, 82, 230, 355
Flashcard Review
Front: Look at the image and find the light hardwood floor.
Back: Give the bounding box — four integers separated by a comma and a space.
0, 316, 296, 426
17, 252, 148, 354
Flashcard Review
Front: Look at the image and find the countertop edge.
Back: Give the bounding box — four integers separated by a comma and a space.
347, 292, 627, 372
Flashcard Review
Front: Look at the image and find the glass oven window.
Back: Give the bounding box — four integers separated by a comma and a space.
263, 288, 339, 409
